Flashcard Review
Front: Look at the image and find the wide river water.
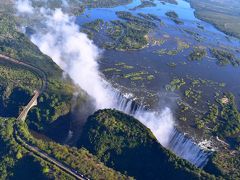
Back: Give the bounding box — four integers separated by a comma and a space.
18, 0, 240, 169
76, 0, 240, 109
74, 0, 240, 167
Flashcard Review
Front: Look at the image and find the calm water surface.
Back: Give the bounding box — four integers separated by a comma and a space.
76, 0, 240, 109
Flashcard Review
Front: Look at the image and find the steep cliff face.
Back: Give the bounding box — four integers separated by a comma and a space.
0, 13, 92, 139
78, 109, 214, 179
0, 117, 131, 180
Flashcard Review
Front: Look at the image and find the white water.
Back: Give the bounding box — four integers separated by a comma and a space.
114, 91, 211, 167
15, 0, 33, 14
15, 0, 210, 168
168, 129, 211, 168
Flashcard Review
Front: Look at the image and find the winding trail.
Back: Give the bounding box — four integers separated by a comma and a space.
0, 54, 87, 180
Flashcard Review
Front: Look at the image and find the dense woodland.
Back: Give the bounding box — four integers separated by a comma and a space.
0, 14, 92, 136
78, 109, 215, 179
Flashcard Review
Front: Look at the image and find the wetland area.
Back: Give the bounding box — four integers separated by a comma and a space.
78, 0, 240, 146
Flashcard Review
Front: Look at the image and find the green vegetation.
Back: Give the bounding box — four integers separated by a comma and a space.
0, 11, 125, 179
161, 0, 178, 5
102, 62, 156, 86
194, 104, 218, 129
1, 1, 239, 179
0, 117, 129, 179
166, 78, 186, 91
197, 24, 204, 30
0, 62, 41, 91
0, 12, 131, 179
168, 76, 226, 126
123, 71, 154, 81
211, 48, 240, 67
167, 62, 177, 67
106, 20, 149, 50
0, 118, 73, 179
103, 11, 162, 50
156, 39, 189, 56
16, 121, 129, 180
123, 65, 134, 69
165, 11, 183, 24
78, 109, 214, 179
188, 0, 240, 39
0, 0, 83, 16
105, 21, 123, 41
157, 49, 178, 56
138, 13, 162, 22
115, 62, 134, 69
0, 15, 60, 78
171, 18, 184, 24
82, 19, 104, 39
103, 68, 122, 73
124, 71, 147, 79
184, 88, 202, 104
81, 0, 132, 8
217, 93, 240, 137
193, 93, 240, 148
177, 38, 190, 50
31, 0, 84, 15
165, 11, 178, 19
183, 29, 202, 42
177, 101, 190, 114
21, 0, 132, 11
115, 11, 156, 30
82, 19, 104, 32
188, 47, 206, 61
0, 13, 90, 135
205, 151, 240, 179
105, 11, 157, 50
147, 75, 155, 80
130, 1, 156, 10
164, 77, 239, 177
185, 77, 226, 105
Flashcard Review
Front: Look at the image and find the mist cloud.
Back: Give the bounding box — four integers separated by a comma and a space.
15, 0, 34, 14
61, 0, 69, 7
136, 108, 175, 146
15, 1, 175, 147
30, 8, 115, 109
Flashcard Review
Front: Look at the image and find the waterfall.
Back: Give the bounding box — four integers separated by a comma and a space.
167, 129, 211, 168
15, 1, 212, 168
112, 92, 211, 167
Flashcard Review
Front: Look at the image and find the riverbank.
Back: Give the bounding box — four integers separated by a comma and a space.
187, 0, 240, 39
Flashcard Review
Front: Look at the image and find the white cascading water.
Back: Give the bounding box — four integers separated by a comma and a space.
15, 0, 211, 168
167, 129, 211, 168
113, 91, 211, 168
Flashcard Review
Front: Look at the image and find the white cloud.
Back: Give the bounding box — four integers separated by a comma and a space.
16, 2, 176, 149
15, 0, 34, 14
31, 9, 115, 109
